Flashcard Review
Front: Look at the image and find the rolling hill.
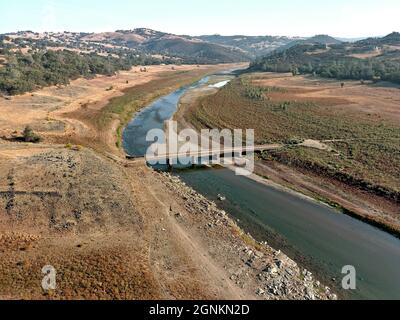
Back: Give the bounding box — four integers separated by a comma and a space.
0, 28, 252, 95
81, 28, 251, 63
356, 32, 400, 46
304, 34, 342, 45
277, 34, 342, 51
81, 29, 300, 59
1, 28, 251, 64
3, 28, 399, 95
196, 34, 298, 57
0, 28, 330, 95
250, 32, 400, 84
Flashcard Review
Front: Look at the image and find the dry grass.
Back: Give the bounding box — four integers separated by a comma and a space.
182, 72, 400, 233
349, 51, 383, 59
0, 144, 238, 300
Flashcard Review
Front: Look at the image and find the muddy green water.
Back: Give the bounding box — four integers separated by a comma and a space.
174, 167, 400, 300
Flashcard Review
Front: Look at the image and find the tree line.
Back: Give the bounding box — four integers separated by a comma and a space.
250, 44, 400, 84
0, 49, 174, 95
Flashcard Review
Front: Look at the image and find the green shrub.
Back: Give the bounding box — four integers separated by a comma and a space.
244, 86, 266, 100
22, 126, 41, 143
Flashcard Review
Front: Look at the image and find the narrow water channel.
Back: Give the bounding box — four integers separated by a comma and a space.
123, 73, 400, 300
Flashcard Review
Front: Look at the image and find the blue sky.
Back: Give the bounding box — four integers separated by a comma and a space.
1, 0, 399, 37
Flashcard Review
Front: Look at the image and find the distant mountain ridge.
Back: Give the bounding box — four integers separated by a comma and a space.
2, 28, 251, 64
196, 34, 299, 57
277, 34, 342, 52
2, 28, 343, 63
356, 32, 400, 46
80, 29, 300, 60
2, 28, 399, 95
306, 34, 342, 44
80, 29, 347, 59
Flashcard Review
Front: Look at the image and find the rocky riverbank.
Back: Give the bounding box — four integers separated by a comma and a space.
157, 171, 338, 300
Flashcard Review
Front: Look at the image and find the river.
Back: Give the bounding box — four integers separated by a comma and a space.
123, 72, 400, 300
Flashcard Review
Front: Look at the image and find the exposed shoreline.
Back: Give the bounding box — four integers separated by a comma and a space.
155, 170, 337, 300
173, 72, 400, 239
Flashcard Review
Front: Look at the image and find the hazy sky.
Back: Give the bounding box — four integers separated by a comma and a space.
1, 0, 399, 37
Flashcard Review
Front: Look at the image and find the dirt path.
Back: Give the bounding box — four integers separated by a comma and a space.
147, 172, 250, 299
123, 164, 252, 299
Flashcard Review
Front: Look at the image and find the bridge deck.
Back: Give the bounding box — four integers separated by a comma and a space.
128, 144, 282, 162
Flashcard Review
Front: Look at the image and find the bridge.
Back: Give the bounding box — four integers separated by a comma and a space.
126, 144, 282, 165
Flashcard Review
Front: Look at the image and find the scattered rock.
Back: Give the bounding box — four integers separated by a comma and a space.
217, 194, 226, 201
256, 288, 265, 296
157, 171, 336, 300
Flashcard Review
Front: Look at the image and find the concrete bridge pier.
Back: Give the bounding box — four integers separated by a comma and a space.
192, 156, 197, 168
204, 154, 219, 166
